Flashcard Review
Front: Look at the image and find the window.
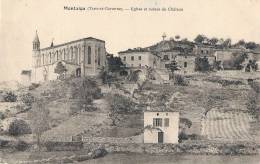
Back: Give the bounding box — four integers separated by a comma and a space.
98, 47, 101, 65
131, 56, 134, 61
164, 118, 169, 127
71, 47, 74, 61
88, 46, 91, 64
123, 56, 126, 61
138, 56, 141, 60
42, 54, 45, 65
163, 55, 169, 60
201, 50, 204, 54
139, 64, 141, 67
184, 62, 187, 68
49, 53, 52, 63
153, 118, 162, 127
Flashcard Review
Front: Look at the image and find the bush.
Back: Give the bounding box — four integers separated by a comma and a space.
174, 74, 188, 86
3, 91, 17, 102
91, 148, 108, 159
13, 140, 29, 151
8, 119, 31, 136
29, 83, 40, 90
20, 93, 35, 107
0, 111, 5, 120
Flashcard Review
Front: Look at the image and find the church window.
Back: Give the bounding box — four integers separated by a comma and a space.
42, 54, 45, 65
49, 53, 52, 63
75, 47, 78, 64
56, 51, 59, 61
63, 49, 66, 60
88, 46, 91, 64
70, 47, 74, 61
98, 47, 101, 65
78, 47, 81, 64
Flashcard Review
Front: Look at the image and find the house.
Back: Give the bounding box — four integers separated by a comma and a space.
144, 111, 179, 144
118, 48, 161, 69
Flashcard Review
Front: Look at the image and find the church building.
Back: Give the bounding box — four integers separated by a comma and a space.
31, 31, 107, 82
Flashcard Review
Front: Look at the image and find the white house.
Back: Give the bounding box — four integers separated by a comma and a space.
144, 111, 179, 144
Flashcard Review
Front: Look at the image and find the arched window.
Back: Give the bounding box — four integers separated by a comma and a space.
88, 46, 91, 64
97, 47, 101, 65
63, 49, 66, 60
78, 47, 81, 64
49, 53, 52, 63
74, 47, 78, 64
70, 47, 73, 61
56, 50, 59, 61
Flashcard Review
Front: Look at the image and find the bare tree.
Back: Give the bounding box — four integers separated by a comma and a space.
28, 99, 50, 150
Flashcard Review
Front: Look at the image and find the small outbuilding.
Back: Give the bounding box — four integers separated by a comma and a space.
143, 111, 179, 144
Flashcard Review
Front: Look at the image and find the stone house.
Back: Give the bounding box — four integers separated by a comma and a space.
144, 111, 179, 144
118, 49, 161, 69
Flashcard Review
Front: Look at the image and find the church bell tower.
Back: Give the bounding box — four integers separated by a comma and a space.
32, 31, 41, 82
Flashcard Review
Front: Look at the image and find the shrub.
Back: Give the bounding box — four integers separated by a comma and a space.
20, 93, 35, 108
0, 111, 5, 120
8, 119, 31, 136
29, 83, 40, 90
173, 74, 188, 86
3, 91, 17, 102
91, 148, 108, 159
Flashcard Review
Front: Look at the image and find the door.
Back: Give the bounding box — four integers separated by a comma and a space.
158, 132, 164, 143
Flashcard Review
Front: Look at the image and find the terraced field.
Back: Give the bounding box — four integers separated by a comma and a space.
201, 109, 254, 141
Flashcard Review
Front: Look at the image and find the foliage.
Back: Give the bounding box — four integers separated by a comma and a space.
231, 53, 247, 70
173, 74, 188, 86
195, 56, 211, 72
54, 62, 67, 79
165, 60, 179, 75
194, 34, 206, 44
3, 91, 17, 102
245, 42, 257, 49
245, 60, 258, 72
247, 83, 260, 119
8, 119, 31, 136
107, 56, 124, 72
107, 94, 135, 126
28, 99, 50, 150
0, 111, 5, 120
71, 78, 101, 113
180, 118, 192, 128
20, 93, 35, 108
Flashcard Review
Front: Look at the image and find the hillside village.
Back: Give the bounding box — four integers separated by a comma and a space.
0, 33, 260, 163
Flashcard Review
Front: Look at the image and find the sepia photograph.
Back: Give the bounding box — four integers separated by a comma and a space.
0, 0, 260, 163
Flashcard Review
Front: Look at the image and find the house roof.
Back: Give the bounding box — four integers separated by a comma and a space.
41, 37, 105, 51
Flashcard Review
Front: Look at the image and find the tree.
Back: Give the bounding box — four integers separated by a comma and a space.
107, 56, 124, 72
236, 39, 246, 46
222, 38, 232, 48
209, 37, 218, 45
165, 60, 179, 78
107, 94, 135, 126
195, 56, 211, 72
28, 99, 50, 150
175, 35, 180, 41
54, 62, 67, 79
194, 34, 206, 44
245, 42, 257, 49
71, 78, 100, 113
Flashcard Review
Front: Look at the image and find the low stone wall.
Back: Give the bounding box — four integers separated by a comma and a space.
83, 142, 258, 155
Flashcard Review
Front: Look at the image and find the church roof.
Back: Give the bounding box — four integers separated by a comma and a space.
40, 37, 105, 51
33, 31, 40, 43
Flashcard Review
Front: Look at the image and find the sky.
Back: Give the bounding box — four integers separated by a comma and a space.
0, 0, 260, 81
